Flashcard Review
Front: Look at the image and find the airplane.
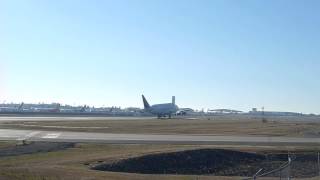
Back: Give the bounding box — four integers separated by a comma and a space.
60, 105, 88, 113
0, 102, 24, 112
142, 95, 179, 118
33, 103, 60, 113
80, 105, 87, 112
176, 108, 194, 116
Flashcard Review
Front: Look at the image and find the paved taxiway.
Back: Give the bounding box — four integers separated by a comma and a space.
0, 116, 202, 123
0, 129, 320, 146
0, 116, 319, 123
0, 116, 154, 122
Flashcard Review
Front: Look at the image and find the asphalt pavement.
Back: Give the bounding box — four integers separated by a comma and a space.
0, 129, 319, 146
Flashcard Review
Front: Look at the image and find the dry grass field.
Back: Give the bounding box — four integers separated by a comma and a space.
1, 115, 320, 137
0, 142, 318, 180
0, 143, 242, 180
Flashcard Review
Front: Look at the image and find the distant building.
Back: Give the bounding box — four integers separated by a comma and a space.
207, 109, 243, 114
249, 109, 302, 116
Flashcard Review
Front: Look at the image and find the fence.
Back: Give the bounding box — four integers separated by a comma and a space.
243, 152, 320, 180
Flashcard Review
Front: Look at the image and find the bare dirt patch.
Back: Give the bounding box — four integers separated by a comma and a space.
0, 142, 75, 157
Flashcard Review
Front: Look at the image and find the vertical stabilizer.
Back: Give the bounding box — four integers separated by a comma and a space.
172, 96, 175, 105
142, 95, 150, 109
80, 105, 86, 112
18, 102, 24, 111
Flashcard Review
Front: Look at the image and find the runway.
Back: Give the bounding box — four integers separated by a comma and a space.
0, 116, 153, 122
0, 116, 202, 122
0, 129, 320, 146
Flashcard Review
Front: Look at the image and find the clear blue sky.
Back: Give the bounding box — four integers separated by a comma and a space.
1, 0, 320, 113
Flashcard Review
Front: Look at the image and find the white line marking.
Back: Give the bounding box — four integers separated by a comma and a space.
42, 133, 61, 139
18, 124, 109, 129
16, 131, 41, 141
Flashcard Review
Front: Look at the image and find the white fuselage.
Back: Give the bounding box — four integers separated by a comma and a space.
146, 103, 179, 116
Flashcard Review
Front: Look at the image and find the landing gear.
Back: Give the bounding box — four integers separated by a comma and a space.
157, 114, 172, 119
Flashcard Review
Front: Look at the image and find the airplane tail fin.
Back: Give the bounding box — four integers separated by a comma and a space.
18, 102, 24, 111
80, 105, 86, 112
142, 95, 150, 109
172, 96, 175, 105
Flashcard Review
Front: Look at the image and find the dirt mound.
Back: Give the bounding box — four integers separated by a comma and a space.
93, 149, 266, 176
92, 149, 319, 178
0, 142, 74, 157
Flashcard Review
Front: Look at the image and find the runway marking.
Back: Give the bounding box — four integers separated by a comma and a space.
16, 131, 41, 141
18, 124, 109, 129
42, 133, 61, 139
